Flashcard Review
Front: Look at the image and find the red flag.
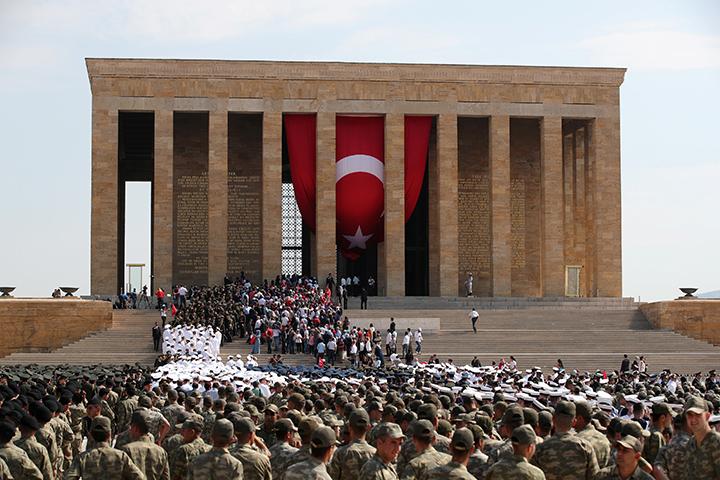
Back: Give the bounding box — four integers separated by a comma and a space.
603, 370, 607, 379
171, 304, 177, 316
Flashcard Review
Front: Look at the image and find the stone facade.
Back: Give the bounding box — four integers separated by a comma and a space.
87, 59, 624, 297
641, 300, 720, 346
0, 299, 112, 358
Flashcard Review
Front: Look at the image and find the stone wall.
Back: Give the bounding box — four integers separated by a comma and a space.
0, 299, 113, 358
641, 300, 720, 345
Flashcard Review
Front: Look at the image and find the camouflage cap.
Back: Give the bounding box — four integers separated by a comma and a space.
181, 414, 205, 433
131, 409, 150, 427
510, 424, 537, 445
349, 409, 370, 427
451, 427, 474, 451
235, 417, 256, 435
412, 419, 435, 438
437, 419, 453, 437
212, 419, 234, 442
554, 401, 576, 418
538, 410, 553, 430
614, 435, 642, 453
417, 403, 438, 420
684, 396, 709, 414
377, 423, 406, 440
575, 401, 592, 419
311, 426, 340, 448
90, 416, 111, 433
652, 402, 673, 416
298, 417, 320, 436
273, 418, 297, 433
264, 404, 279, 414
498, 404, 524, 425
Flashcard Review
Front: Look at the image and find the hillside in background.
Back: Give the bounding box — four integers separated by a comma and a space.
698, 290, 720, 298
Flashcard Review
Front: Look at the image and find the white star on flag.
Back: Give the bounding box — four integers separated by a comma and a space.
342, 225, 373, 250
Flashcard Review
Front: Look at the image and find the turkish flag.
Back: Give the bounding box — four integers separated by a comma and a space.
336, 116, 385, 259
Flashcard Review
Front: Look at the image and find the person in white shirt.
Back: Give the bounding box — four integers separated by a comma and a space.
402, 329, 412, 357
414, 328, 423, 354
386, 330, 393, 357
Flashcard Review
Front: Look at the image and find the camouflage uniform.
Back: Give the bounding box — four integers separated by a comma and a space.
101, 399, 116, 429
366, 421, 386, 448
162, 403, 185, 436
285, 455, 333, 480
683, 429, 720, 479
400, 446, 450, 480
162, 433, 184, 457
641, 425, 665, 466
108, 390, 120, 413
397, 435, 451, 477
483, 436, 504, 455
115, 429, 155, 450
51, 414, 74, 473
287, 444, 313, 465
653, 430, 691, 480
466, 448, 490, 480
0, 442, 43, 480
202, 412, 217, 438
14, 435, 53, 480
420, 460, 476, 480
487, 438, 513, 467
593, 464, 654, 480
34, 424, 58, 471
255, 424, 278, 449
531, 431, 599, 480
64, 441, 145, 480
485, 454, 546, 480
328, 438, 376, 480
116, 396, 139, 432
230, 442, 272, 480
137, 407, 170, 441
171, 437, 212, 480
577, 424, 611, 469
188, 446, 244, 480
268, 440, 299, 480
359, 453, 399, 480
68, 403, 86, 457
120, 434, 170, 480
0, 458, 11, 480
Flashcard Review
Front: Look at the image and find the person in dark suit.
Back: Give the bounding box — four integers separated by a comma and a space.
152, 322, 162, 351
620, 354, 630, 372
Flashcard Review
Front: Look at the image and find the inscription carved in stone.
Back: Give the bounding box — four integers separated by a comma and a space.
227, 172, 261, 279
458, 175, 491, 275
176, 172, 209, 276
511, 179, 526, 268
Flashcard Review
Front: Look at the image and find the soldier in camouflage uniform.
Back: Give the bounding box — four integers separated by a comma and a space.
360, 423, 406, 480
116, 385, 139, 433
594, 435, 653, 480
642, 402, 672, 465
98, 388, 117, 433
286, 417, 321, 466
68, 393, 86, 458
137, 396, 171, 444
229, 417, 272, 480
653, 412, 692, 480
397, 404, 451, 477
32, 405, 58, 472
531, 401, 599, 480
201, 399, 225, 437
65, 417, 144, 480
0, 420, 43, 480
485, 425, 545, 480
400, 420, 450, 480
466, 424, 489, 480
329, 409, 376, 480
284, 426, 339, 480
255, 404, 279, 449
162, 390, 186, 436
14, 415, 53, 480
487, 404, 525, 467
682, 395, 720, 479
188, 419, 243, 480
170, 414, 211, 480
268, 418, 299, 480
575, 401, 611, 469
162, 411, 191, 458
120, 410, 170, 480
421, 428, 476, 480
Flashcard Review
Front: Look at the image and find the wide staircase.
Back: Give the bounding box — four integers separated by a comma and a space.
1, 300, 719, 374
0, 310, 159, 366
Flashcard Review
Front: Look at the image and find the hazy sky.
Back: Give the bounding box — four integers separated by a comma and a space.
1, 1, 718, 302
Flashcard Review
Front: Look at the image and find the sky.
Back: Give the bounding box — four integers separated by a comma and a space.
0, 0, 718, 302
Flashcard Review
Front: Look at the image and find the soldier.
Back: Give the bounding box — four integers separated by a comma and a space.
359, 423, 405, 480
653, 412, 692, 480
682, 395, 720, 478
397, 404, 450, 476
255, 404, 279, 448
286, 417, 320, 466
229, 417, 272, 480
32, 405, 58, 472
137, 396, 171, 445
170, 414, 211, 480
120, 410, 170, 480
575, 401, 611, 469
594, 436, 653, 480
116, 385, 139, 433
162, 390, 186, 436
487, 404, 525, 467
420, 428, 476, 480
81, 398, 103, 450
485, 425, 545, 480
531, 401, 599, 480
400, 419, 450, 480
65, 417, 144, 480
163, 411, 191, 457
269, 418, 299, 480
329, 409, 377, 480
284, 426, 339, 480
466, 424, 489, 480
0, 420, 43, 480
14, 415, 53, 480
67, 393, 86, 459
642, 402, 672, 465
188, 419, 243, 480
202, 399, 225, 437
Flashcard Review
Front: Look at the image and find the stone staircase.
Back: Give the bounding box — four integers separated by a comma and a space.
0, 310, 159, 366
1, 301, 719, 375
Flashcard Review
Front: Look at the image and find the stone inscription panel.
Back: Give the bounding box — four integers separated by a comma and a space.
511, 179, 526, 268
227, 114, 263, 283
173, 112, 209, 286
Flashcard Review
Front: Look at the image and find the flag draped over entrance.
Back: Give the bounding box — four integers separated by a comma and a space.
284, 114, 432, 260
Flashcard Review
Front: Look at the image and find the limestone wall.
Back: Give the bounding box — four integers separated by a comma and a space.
0, 299, 113, 358
640, 300, 720, 345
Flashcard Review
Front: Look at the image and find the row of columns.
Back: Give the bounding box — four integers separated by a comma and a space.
91, 104, 620, 298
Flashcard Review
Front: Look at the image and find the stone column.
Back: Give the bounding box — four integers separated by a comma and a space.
436, 114, 458, 296
382, 113, 405, 296
315, 112, 336, 281
208, 109, 228, 286
541, 116, 564, 296
490, 115, 511, 297
91, 104, 119, 295
153, 109, 173, 293
262, 112, 283, 282
590, 117, 622, 297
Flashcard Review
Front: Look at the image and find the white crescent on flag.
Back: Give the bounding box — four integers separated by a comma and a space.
335, 154, 385, 185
